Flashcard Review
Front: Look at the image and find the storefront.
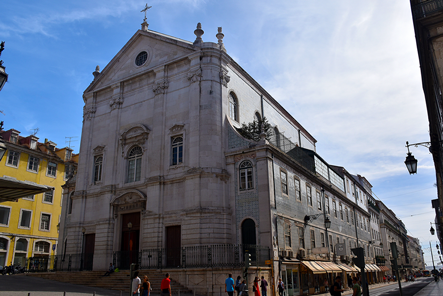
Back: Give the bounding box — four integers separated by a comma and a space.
336, 263, 358, 288
281, 262, 302, 296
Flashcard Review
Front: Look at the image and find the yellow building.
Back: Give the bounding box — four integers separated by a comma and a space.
0, 128, 77, 270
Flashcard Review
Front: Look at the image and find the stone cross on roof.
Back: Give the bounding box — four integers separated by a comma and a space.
141, 3, 152, 22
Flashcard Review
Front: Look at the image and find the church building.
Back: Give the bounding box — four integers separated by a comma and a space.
59, 17, 378, 295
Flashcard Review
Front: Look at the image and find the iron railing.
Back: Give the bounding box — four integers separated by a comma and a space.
113, 244, 270, 269
412, 0, 443, 19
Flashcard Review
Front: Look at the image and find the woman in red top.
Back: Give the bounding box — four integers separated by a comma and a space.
254, 277, 261, 296
160, 273, 171, 296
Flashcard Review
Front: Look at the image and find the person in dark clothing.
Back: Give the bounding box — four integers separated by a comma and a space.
332, 276, 344, 296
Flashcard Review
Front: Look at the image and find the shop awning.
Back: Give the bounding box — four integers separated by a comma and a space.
337, 263, 358, 272
302, 261, 327, 274
378, 266, 390, 272
0, 176, 54, 203
316, 261, 342, 273
365, 264, 377, 272
369, 264, 382, 272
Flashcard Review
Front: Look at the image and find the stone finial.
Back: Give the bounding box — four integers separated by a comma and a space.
193, 23, 204, 46
93, 65, 100, 79
216, 27, 226, 51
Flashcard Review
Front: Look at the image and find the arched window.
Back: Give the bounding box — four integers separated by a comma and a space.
34, 241, 50, 255
126, 146, 142, 183
239, 160, 253, 190
171, 136, 183, 165
0, 238, 8, 266
14, 239, 28, 265
94, 156, 103, 182
229, 92, 238, 121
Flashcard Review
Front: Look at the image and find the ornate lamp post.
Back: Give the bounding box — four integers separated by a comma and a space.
0, 41, 8, 91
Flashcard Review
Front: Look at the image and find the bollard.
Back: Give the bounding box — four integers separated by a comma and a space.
93, 292, 96, 296
28, 293, 31, 296
63, 292, 66, 296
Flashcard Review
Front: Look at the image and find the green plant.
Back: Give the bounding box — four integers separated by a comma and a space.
238, 117, 273, 142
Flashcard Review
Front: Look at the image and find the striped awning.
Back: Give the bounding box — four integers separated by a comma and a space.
365, 264, 377, 272
337, 263, 358, 272
370, 264, 382, 272
316, 261, 342, 273
302, 261, 327, 274
0, 176, 53, 203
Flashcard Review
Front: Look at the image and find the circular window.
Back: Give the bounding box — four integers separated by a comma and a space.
135, 51, 148, 66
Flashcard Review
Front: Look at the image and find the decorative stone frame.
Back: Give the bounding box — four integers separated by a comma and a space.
168, 124, 186, 168
32, 239, 52, 257
238, 158, 255, 192
120, 124, 151, 157
111, 190, 147, 219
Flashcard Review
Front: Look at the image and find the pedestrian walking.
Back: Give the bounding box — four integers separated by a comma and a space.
253, 277, 261, 296
352, 277, 361, 296
235, 276, 242, 296
161, 273, 171, 296
331, 276, 344, 296
260, 276, 268, 296
239, 280, 247, 296
141, 275, 151, 296
277, 278, 285, 296
132, 271, 141, 296
225, 274, 235, 296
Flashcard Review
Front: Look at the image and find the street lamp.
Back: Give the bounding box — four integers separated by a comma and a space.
430, 222, 436, 235
0, 41, 8, 92
325, 217, 331, 229
404, 142, 418, 174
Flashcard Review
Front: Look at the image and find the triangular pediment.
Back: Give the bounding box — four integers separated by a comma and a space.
86, 29, 197, 93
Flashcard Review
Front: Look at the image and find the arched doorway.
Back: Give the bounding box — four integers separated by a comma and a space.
241, 219, 257, 261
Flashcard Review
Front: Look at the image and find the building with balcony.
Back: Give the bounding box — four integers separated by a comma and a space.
0, 127, 77, 270
410, 0, 443, 249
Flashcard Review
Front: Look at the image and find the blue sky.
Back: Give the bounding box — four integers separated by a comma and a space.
0, 1, 440, 266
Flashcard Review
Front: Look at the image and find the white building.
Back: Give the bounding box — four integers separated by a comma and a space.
59, 20, 380, 295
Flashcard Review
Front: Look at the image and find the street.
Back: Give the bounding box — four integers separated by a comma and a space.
0, 275, 438, 296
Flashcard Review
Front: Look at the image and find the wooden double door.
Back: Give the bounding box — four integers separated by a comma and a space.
120, 213, 140, 269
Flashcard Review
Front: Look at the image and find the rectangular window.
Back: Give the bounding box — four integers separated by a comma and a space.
10, 134, 18, 144
316, 191, 322, 210
294, 177, 301, 201
337, 237, 340, 245
329, 235, 333, 252
28, 156, 39, 172
346, 207, 349, 222
40, 214, 51, 231
30, 140, 37, 149
24, 195, 34, 201
325, 196, 330, 214
320, 233, 325, 247
298, 226, 305, 249
94, 156, 103, 182
239, 161, 253, 190
19, 210, 32, 228
47, 162, 57, 177
6, 151, 20, 167
43, 190, 54, 204
0, 207, 11, 226
310, 230, 315, 249
281, 170, 288, 195
171, 136, 183, 165
65, 150, 72, 161
284, 223, 291, 248
307, 185, 312, 206
351, 210, 354, 224
332, 201, 337, 217
339, 204, 343, 220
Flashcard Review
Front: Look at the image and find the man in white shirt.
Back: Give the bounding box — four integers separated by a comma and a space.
132, 271, 141, 296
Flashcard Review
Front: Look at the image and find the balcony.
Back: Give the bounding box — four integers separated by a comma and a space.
412, 0, 443, 19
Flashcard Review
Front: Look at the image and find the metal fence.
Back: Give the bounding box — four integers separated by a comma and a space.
114, 244, 270, 270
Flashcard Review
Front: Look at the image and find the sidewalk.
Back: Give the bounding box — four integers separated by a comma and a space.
315, 280, 398, 296
413, 279, 443, 296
